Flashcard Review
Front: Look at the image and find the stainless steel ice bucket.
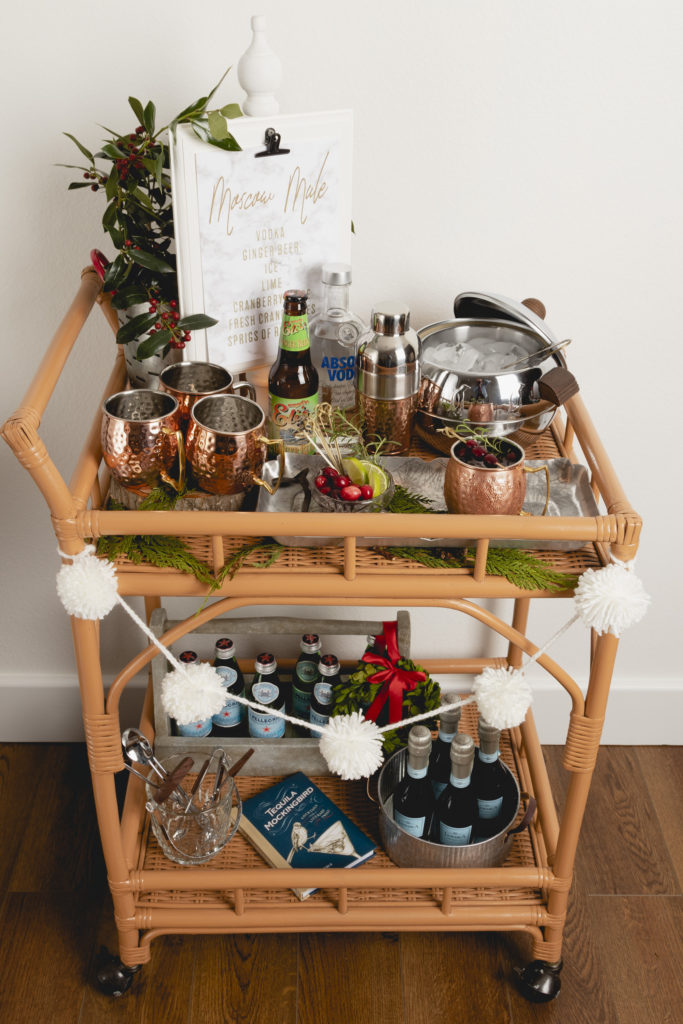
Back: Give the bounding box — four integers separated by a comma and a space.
375, 745, 536, 869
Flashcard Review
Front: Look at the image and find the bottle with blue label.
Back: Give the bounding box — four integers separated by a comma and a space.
292, 633, 321, 734
211, 637, 247, 737
473, 719, 507, 839
436, 734, 476, 846
428, 693, 462, 799
309, 264, 366, 411
174, 651, 212, 738
309, 653, 339, 731
248, 653, 286, 739
392, 725, 436, 840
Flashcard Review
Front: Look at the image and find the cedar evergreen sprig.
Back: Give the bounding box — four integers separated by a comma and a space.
60, 68, 242, 358
332, 657, 441, 755
373, 544, 577, 591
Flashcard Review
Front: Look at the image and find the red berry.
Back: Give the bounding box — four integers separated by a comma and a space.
335, 475, 350, 489
360, 485, 374, 500
170, 299, 177, 308
314, 475, 327, 490
319, 485, 331, 496
472, 447, 486, 458
322, 466, 339, 478
484, 454, 498, 467
136, 125, 144, 135
465, 438, 476, 448
340, 485, 362, 502
90, 184, 98, 191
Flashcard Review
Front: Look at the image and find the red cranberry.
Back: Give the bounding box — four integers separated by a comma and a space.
339, 485, 362, 501
484, 454, 498, 466
360, 485, 374, 500
314, 475, 327, 490
322, 466, 339, 478
320, 485, 331, 496
335, 475, 350, 489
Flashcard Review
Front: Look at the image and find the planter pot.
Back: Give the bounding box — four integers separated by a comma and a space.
118, 304, 180, 390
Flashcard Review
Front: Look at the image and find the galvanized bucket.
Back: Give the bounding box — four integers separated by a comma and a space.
375, 745, 536, 869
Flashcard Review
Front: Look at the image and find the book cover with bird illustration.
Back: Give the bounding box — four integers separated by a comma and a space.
239, 772, 375, 899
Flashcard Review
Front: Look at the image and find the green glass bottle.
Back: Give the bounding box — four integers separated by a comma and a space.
267, 290, 319, 452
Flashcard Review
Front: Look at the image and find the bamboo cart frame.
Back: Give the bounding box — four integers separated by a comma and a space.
2, 268, 642, 998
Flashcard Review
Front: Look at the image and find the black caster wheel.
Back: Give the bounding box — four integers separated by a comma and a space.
513, 959, 562, 1003
95, 946, 142, 997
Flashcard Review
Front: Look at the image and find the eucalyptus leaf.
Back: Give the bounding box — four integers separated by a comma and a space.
135, 330, 171, 360
116, 312, 158, 344
105, 165, 119, 199
177, 314, 219, 330
68, 181, 92, 190
207, 110, 229, 141
206, 65, 232, 106
130, 249, 174, 273
128, 96, 145, 124
219, 102, 243, 119
206, 133, 241, 152
64, 133, 94, 162
101, 142, 127, 160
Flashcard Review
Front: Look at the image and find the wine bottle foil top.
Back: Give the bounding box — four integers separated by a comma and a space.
255, 652, 278, 673
319, 654, 340, 676
215, 637, 235, 656
449, 733, 475, 778
322, 263, 352, 286
406, 724, 432, 771
439, 693, 463, 728
478, 717, 502, 748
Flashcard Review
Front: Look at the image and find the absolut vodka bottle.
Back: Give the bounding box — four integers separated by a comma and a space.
309, 653, 339, 730
474, 719, 507, 839
248, 653, 286, 739
428, 694, 462, 799
309, 264, 366, 410
436, 734, 476, 846
392, 726, 436, 840
211, 637, 247, 737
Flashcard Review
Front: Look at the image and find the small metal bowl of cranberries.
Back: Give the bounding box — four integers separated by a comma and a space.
311, 463, 395, 513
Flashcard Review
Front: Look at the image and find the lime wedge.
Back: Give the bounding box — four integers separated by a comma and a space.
366, 464, 389, 496
342, 457, 369, 486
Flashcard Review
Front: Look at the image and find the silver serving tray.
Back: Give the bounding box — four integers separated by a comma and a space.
256, 454, 599, 551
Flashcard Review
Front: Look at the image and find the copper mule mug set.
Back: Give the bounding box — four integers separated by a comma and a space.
101, 362, 284, 500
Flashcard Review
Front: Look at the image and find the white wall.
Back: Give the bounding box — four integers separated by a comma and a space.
1, 1, 681, 741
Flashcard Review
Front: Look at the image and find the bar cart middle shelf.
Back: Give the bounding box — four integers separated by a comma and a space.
1, 269, 642, 1001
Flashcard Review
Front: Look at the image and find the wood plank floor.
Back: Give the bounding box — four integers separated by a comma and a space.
0, 744, 680, 1023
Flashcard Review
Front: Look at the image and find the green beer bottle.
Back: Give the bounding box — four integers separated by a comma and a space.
267, 290, 319, 451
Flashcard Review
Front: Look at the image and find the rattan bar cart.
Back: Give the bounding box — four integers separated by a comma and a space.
2, 269, 642, 1002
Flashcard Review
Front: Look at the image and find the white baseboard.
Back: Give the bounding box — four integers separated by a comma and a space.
0, 673, 681, 744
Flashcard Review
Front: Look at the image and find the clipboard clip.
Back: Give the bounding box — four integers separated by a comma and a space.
255, 127, 290, 158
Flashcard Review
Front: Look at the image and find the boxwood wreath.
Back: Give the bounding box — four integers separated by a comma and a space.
331, 659, 441, 755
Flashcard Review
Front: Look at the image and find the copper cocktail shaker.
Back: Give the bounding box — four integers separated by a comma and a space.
355, 304, 420, 455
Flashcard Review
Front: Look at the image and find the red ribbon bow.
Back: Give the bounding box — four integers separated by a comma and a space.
362, 621, 426, 724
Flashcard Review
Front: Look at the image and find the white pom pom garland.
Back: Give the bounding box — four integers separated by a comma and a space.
319, 712, 385, 780
160, 662, 227, 725
56, 545, 119, 620
472, 666, 533, 730
573, 562, 650, 637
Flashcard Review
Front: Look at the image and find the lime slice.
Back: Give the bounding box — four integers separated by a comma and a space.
342, 458, 369, 486
366, 464, 389, 496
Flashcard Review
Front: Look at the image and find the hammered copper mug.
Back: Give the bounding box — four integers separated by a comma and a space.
101, 390, 185, 490
186, 394, 284, 496
159, 361, 256, 431
444, 438, 549, 516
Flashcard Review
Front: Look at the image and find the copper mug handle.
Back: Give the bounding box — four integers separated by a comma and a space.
231, 380, 257, 403
521, 464, 550, 517
252, 436, 285, 495
160, 429, 186, 493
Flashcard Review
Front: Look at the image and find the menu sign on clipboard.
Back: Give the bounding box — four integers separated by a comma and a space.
170, 110, 353, 372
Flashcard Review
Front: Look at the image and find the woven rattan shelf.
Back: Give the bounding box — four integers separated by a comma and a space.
1, 270, 641, 1000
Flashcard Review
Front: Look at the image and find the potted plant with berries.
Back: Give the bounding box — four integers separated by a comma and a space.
62, 71, 242, 387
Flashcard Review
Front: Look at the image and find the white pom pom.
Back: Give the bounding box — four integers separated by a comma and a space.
161, 662, 226, 725
472, 666, 533, 730
574, 562, 650, 637
56, 545, 119, 620
319, 712, 385, 780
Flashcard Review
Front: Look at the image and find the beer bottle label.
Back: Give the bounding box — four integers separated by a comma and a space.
280, 314, 311, 352
439, 821, 472, 845
268, 393, 319, 450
